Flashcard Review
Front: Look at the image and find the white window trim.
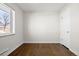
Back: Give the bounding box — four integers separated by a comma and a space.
0, 33, 15, 36
0, 3, 15, 36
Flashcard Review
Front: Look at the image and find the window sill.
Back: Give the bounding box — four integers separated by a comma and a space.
0, 33, 15, 37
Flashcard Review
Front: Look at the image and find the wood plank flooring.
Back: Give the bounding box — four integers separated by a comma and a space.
9, 43, 76, 56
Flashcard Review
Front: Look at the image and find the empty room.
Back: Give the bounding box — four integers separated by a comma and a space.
0, 3, 79, 56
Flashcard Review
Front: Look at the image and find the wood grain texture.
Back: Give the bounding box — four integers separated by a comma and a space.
9, 43, 76, 56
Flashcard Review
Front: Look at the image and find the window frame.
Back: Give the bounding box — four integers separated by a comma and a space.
0, 3, 15, 36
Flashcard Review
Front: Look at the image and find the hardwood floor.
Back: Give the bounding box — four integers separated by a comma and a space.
9, 43, 76, 56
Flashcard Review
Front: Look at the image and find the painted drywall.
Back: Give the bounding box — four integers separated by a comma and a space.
1, 3, 79, 56
70, 4, 79, 56
60, 4, 79, 55
60, 4, 71, 48
0, 4, 23, 55
24, 12, 59, 43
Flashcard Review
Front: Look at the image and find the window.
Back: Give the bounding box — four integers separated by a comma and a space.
0, 4, 15, 36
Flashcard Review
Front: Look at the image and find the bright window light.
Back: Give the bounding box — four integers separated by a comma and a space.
0, 4, 15, 36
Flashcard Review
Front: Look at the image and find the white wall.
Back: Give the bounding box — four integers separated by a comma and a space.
0, 4, 23, 55
60, 4, 71, 48
60, 4, 79, 55
24, 12, 59, 43
70, 4, 79, 55
1, 3, 79, 56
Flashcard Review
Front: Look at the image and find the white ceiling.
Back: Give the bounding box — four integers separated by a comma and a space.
17, 3, 66, 12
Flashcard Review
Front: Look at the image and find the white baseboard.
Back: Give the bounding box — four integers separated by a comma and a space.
24, 41, 59, 43
69, 48, 79, 56
60, 43, 78, 56
0, 42, 23, 56
1, 42, 77, 56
